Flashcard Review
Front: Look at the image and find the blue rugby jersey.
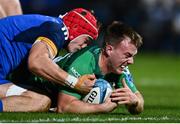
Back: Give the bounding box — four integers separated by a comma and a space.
0, 14, 68, 84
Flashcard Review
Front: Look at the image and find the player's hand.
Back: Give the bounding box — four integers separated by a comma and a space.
111, 78, 138, 106
101, 96, 117, 113
74, 74, 96, 94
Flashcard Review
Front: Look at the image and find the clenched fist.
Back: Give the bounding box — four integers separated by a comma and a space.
75, 74, 96, 94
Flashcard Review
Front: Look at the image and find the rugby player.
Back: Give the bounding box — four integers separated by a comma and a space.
56, 21, 144, 114
0, 8, 99, 112
11, 21, 144, 114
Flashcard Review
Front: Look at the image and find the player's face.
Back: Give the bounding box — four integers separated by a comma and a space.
67, 35, 91, 52
107, 37, 137, 74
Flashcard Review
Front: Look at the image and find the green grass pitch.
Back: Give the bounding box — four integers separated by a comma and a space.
0, 53, 180, 123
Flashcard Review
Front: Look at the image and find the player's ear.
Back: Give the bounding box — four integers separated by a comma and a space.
105, 44, 113, 56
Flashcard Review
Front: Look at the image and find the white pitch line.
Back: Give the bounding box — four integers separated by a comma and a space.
1, 116, 180, 123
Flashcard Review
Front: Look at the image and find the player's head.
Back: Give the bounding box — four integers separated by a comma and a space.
101, 21, 143, 74
102, 21, 143, 49
61, 8, 99, 52
62, 8, 98, 41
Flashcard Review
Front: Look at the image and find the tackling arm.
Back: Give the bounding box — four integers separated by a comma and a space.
28, 41, 95, 93
28, 41, 68, 86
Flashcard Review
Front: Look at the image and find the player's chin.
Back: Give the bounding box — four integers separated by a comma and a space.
114, 68, 123, 75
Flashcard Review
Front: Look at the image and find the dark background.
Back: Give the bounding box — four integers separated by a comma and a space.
20, 0, 180, 54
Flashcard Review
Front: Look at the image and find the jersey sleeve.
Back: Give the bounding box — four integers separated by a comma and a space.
35, 21, 67, 56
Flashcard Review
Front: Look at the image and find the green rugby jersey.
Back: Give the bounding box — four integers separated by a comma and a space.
54, 46, 103, 99
54, 46, 138, 99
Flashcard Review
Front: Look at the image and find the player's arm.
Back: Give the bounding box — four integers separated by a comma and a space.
126, 91, 144, 115
57, 92, 117, 114
0, 4, 6, 18
28, 39, 68, 85
111, 78, 144, 114
111, 67, 144, 114
28, 39, 95, 94
0, 0, 22, 18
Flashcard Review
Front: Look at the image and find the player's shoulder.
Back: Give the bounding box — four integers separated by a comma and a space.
60, 46, 99, 68
19, 14, 64, 30
24, 14, 59, 23
37, 17, 68, 46
39, 17, 64, 30
73, 45, 100, 61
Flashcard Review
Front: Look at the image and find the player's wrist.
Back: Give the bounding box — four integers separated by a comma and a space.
65, 74, 78, 88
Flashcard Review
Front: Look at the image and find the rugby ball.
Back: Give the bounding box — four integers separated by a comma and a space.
83, 79, 112, 104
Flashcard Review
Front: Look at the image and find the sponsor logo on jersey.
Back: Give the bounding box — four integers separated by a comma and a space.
70, 67, 81, 77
